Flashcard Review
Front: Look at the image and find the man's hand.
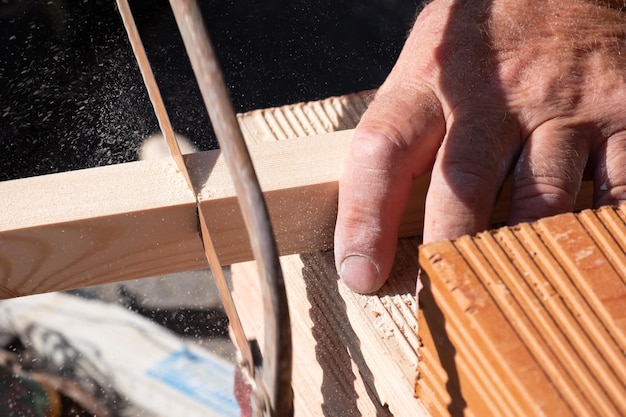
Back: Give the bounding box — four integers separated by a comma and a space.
335, 0, 626, 293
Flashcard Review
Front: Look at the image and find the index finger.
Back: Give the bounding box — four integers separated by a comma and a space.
334, 87, 444, 293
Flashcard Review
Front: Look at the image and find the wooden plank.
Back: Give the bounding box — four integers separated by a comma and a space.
0, 130, 350, 297
417, 204, 626, 417
0, 292, 240, 417
0, 158, 206, 297
231, 242, 428, 416
0, 90, 594, 298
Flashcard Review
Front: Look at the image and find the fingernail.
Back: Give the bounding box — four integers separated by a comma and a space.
339, 255, 380, 294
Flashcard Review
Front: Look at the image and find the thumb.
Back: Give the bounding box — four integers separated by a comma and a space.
334, 88, 444, 293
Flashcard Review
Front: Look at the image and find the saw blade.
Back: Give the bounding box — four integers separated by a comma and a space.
115, 0, 255, 375
168, 1, 293, 415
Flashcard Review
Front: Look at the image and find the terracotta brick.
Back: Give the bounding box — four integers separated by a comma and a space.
418, 205, 626, 417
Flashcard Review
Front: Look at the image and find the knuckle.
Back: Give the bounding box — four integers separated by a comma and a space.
513, 180, 578, 215
350, 127, 412, 171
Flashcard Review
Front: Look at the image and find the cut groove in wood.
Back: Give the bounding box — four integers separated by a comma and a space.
418, 204, 626, 417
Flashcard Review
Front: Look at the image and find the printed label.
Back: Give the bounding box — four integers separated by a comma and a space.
147, 349, 240, 416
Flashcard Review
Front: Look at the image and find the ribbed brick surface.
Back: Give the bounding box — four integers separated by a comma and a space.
418, 205, 626, 416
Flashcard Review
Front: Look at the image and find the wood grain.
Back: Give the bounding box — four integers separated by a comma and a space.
0, 158, 205, 297
231, 239, 428, 416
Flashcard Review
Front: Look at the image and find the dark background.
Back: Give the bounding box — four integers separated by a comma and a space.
0, 0, 420, 181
